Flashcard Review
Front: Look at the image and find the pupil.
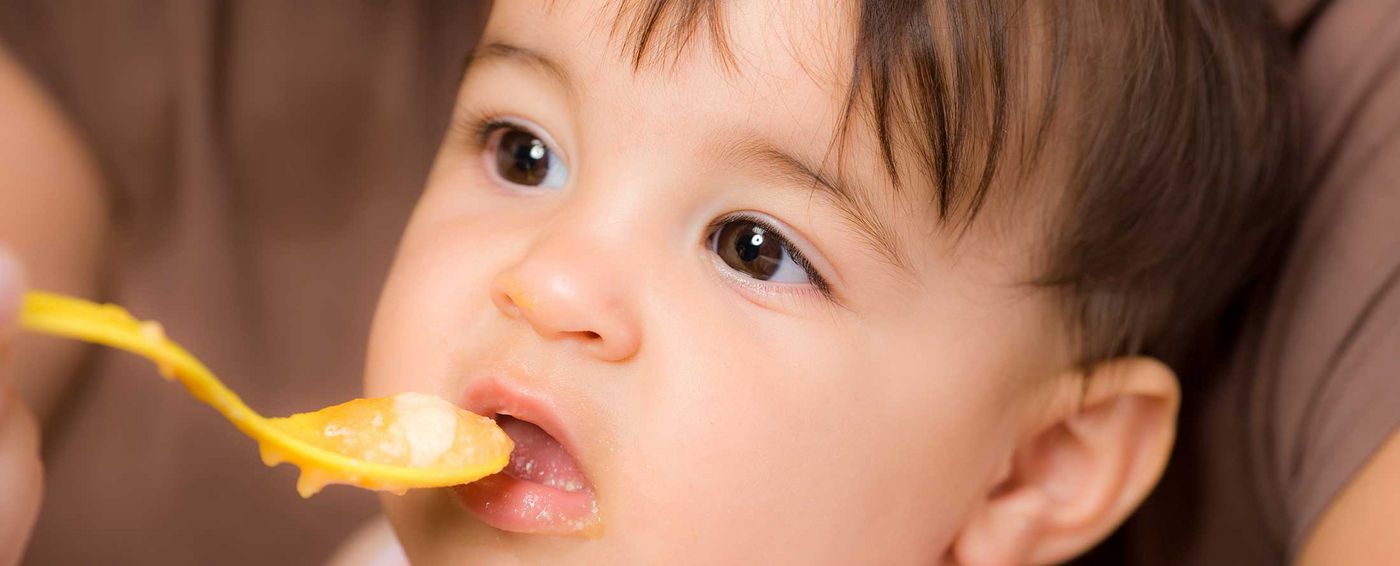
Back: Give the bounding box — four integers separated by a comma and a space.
736, 232, 761, 261
718, 220, 783, 280
496, 128, 550, 186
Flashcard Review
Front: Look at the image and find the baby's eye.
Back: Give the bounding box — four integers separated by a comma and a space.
709, 217, 812, 284
485, 122, 568, 189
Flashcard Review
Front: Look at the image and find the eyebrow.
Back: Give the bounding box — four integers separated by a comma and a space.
467, 41, 578, 98
725, 137, 911, 274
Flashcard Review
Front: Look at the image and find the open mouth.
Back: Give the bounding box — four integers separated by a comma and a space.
495, 415, 590, 492
455, 383, 601, 537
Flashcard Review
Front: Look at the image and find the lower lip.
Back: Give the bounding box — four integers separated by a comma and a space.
455, 380, 602, 537
455, 473, 601, 537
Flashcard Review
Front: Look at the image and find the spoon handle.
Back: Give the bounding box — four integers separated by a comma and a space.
18, 291, 267, 435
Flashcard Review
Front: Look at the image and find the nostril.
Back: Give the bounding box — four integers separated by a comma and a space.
561, 330, 601, 342
490, 270, 638, 361
491, 285, 526, 320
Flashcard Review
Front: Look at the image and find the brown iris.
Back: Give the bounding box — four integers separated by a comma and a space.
715, 220, 785, 280
494, 127, 553, 186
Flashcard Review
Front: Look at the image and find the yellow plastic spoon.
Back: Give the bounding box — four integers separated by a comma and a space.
18, 291, 513, 497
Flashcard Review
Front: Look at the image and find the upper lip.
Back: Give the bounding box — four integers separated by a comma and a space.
458, 376, 591, 488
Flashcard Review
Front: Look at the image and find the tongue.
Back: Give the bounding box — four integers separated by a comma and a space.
497, 415, 590, 493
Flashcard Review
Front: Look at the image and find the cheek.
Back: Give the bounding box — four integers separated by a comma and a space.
363, 180, 526, 398
606, 300, 1011, 560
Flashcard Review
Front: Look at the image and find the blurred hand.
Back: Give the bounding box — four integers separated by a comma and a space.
0, 248, 41, 566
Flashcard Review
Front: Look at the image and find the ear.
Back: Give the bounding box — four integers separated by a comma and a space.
952, 357, 1180, 566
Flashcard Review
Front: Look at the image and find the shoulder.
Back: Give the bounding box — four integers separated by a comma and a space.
1297, 430, 1400, 564
1258, 0, 1400, 557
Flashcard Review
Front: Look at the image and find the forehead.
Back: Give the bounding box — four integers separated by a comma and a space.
484, 0, 854, 113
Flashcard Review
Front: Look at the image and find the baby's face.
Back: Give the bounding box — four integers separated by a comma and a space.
365, 0, 1067, 562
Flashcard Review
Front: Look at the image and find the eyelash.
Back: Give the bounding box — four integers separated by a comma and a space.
456, 109, 837, 303
458, 108, 532, 154
711, 212, 833, 299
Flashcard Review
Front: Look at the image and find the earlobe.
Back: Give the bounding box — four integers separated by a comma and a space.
951, 358, 1180, 566
952, 487, 1051, 565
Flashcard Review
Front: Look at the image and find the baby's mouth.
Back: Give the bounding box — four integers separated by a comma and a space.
496, 415, 590, 492
455, 412, 601, 537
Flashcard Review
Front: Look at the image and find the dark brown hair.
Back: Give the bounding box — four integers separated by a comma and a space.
614, 0, 1302, 372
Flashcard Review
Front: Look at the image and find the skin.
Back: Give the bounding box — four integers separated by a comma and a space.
0, 45, 109, 421
366, 1, 1177, 564
0, 42, 107, 566
1299, 431, 1400, 564
0, 3, 1390, 563
0, 253, 39, 566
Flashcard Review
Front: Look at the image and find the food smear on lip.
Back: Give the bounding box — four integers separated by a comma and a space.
261, 392, 514, 497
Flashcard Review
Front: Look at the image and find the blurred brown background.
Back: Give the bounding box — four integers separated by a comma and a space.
3, 1, 1398, 564
0, 2, 485, 564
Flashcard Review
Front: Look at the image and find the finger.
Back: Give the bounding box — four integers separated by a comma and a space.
0, 246, 20, 405
0, 247, 19, 344
0, 248, 40, 566
0, 388, 42, 566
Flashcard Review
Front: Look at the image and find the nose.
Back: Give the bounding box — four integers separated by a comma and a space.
490, 247, 641, 363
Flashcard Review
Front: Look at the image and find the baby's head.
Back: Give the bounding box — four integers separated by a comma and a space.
365, 1, 1296, 563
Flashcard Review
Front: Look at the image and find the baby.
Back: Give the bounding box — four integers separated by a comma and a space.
361, 0, 1297, 563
